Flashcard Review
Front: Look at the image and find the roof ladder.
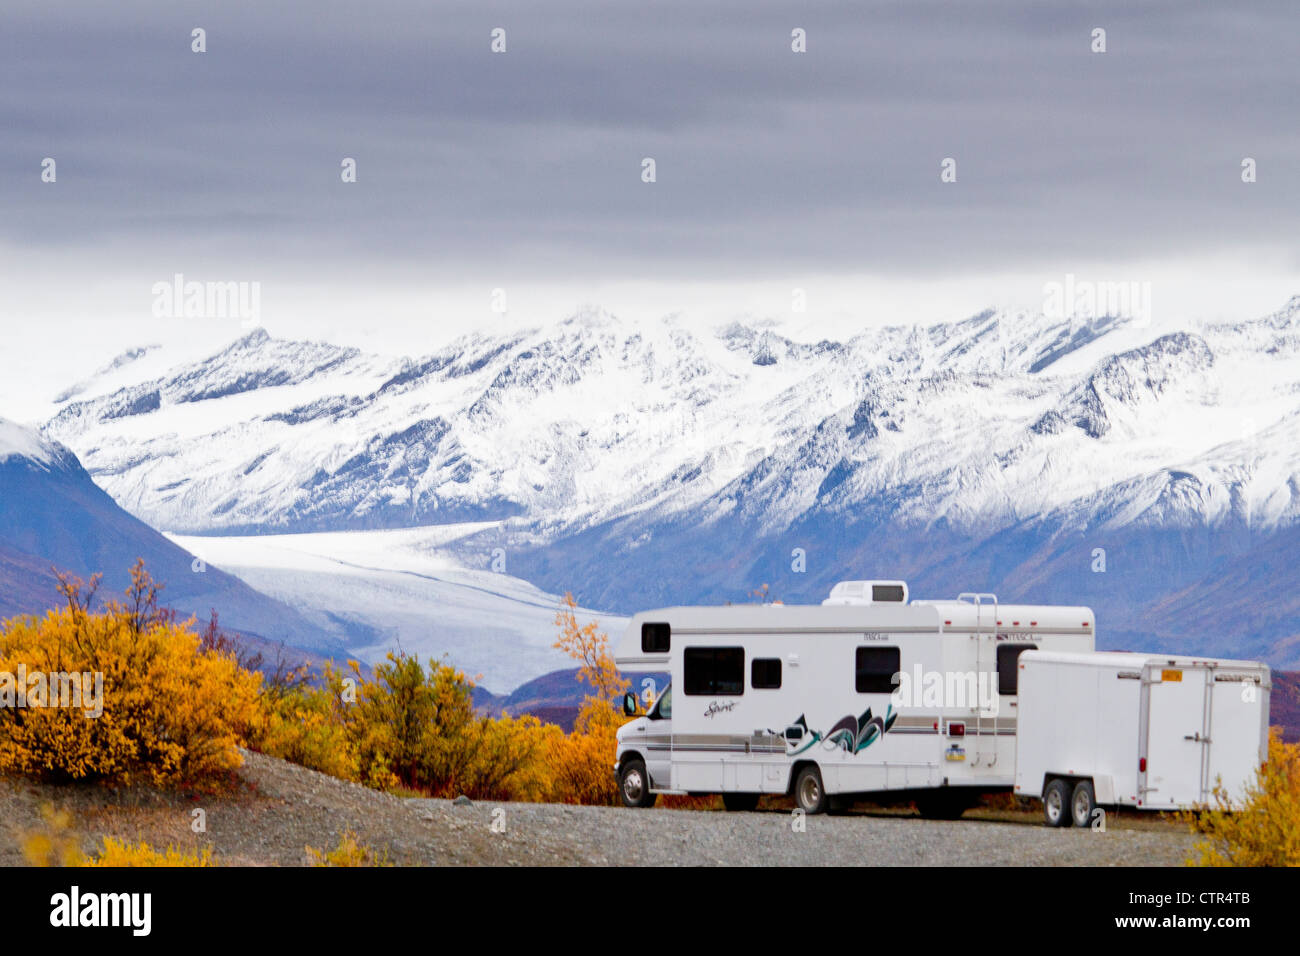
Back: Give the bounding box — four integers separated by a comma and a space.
958, 592, 998, 767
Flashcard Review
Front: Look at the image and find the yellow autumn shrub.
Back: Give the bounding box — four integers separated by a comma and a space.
252, 677, 360, 783
20, 804, 85, 866
328, 652, 562, 800
252, 593, 638, 807
546, 593, 632, 805
306, 830, 390, 866
1185, 728, 1300, 866
0, 564, 261, 788
548, 698, 623, 805
84, 838, 215, 867
459, 712, 561, 802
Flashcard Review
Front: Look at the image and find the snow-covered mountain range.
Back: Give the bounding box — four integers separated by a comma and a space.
0, 417, 612, 691
34, 297, 1300, 668
0, 417, 331, 654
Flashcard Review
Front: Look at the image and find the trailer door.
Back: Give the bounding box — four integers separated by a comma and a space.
1204, 673, 1265, 807
1142, 664, 1209, 808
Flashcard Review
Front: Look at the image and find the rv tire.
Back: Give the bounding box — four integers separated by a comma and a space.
1070, 780, 1096, 829
1043, 777, 1072, 828
793, 765, 828, 815
619, 758, 657, 808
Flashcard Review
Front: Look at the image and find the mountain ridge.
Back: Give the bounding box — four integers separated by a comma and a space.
0, 418, 342, 658
33, 298, 1300, 667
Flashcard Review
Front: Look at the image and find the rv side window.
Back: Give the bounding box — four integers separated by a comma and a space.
641, 622, 671, 654
684, 647, 745, 696
751, 658, 782, 689
997, 644, 1038, 695
855, 647, 900, 694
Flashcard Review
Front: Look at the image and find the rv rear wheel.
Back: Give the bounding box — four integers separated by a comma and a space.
793, 765, 828, 815
619, 758, 657, 808
1070, 780, 1096, 829
722, 793, 760, 812
1043, 778, 1072, 828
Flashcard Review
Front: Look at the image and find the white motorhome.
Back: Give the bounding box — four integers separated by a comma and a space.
1014, 651, 1271, 827
612, 581, 1095, 815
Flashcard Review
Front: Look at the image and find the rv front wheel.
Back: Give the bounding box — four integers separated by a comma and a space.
1070, 780, 1096, 829
1043, 778, 1071, 828
619, 758, 657, 808
793, 765, 828, 815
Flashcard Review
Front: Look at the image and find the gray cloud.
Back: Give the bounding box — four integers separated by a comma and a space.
2, 0, 1297, 282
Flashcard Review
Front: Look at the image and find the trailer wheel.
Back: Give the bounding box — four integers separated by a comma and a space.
1043, 778, 1072, 828
722, 793, 760, 812
1070, 780, 1096, 829
793, 765, 828, 815
619, 758, 657, 808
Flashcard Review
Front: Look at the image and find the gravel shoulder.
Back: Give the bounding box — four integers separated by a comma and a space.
1, 750, 1195, 866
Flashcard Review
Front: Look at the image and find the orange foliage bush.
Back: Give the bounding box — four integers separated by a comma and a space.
0, 562, 260, 788
548, 593, 632, 805
252, 675, 360, 783
4, 567, 643, 809
547, 698, 622, 805
1185, 728, 1300, 866
84, 838, 215, 867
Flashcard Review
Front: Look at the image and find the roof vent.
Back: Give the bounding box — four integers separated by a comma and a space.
822, 580, 909, 606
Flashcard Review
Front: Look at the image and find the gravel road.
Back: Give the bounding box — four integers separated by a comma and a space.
403, 797, 1195, 867
1, 751, 1194, 866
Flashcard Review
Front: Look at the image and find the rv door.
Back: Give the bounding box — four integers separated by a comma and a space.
645, 685, 673, 791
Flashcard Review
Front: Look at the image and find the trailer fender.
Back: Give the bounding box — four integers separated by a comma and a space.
1092, 774, 1116, 805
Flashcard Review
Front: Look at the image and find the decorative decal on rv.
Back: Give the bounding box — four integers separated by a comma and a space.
776, 706, 898, 756
703, 700, 737, 719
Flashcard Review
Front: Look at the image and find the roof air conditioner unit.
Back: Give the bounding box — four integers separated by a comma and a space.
822, 580, 909, 606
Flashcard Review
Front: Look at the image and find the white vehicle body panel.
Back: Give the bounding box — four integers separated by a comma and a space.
614, 593, 1095, 797
1015, 651, 1270, 811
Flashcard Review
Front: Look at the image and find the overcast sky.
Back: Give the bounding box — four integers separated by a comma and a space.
1, 0, 1298, 410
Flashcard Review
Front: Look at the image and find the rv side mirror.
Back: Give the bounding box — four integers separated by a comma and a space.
623, 692, 638, 716
784, 725, 804, 741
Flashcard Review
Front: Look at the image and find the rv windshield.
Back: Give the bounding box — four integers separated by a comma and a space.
651, 686, 672, 720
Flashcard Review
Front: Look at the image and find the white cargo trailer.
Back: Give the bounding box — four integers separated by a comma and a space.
1014, 650, 1271, 827
612, 581, 1095, 815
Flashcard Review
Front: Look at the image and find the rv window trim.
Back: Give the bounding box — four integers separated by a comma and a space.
855, 646, 901, 694
683, 647, 745, 697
